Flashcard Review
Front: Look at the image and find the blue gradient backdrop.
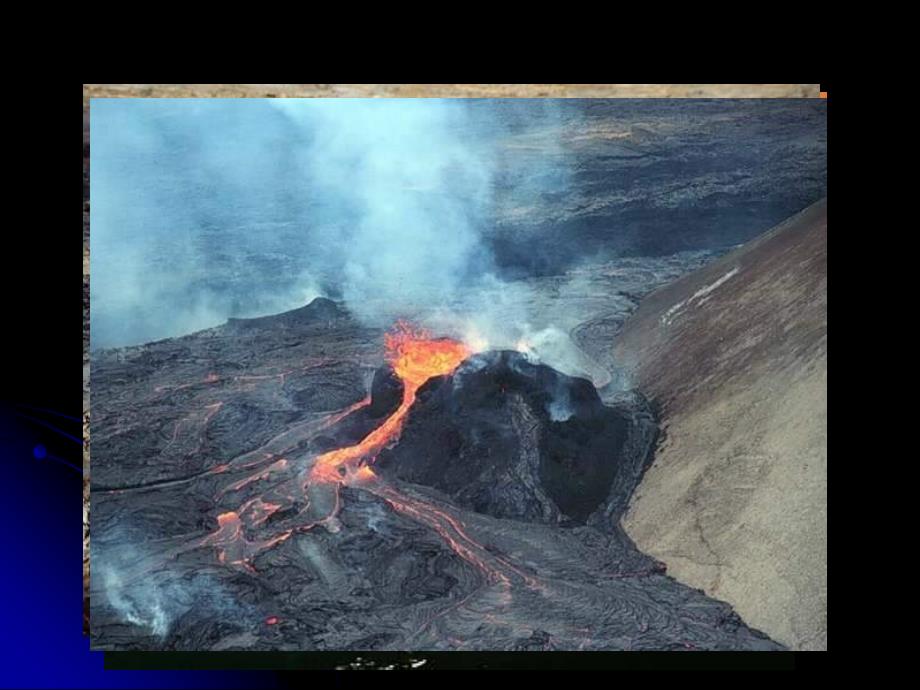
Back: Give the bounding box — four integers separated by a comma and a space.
0, 406, 280, 688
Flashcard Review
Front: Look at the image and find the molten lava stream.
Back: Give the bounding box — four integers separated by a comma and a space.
308, 322, 539, 592
298, 321, 468, 525
308, 321, 471, 484
198, 321, 538, 592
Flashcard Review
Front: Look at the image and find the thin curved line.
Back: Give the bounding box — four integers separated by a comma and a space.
46, 453, 83, 474
13, 412, 84, 445
14, 403, 82, 423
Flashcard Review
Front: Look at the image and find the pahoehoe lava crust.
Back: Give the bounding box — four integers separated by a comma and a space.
90, 299, 786, 651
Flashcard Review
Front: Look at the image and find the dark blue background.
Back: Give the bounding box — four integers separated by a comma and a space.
0, 406, 279, 688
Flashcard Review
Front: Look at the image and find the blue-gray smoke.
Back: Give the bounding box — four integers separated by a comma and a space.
90, 99, 568, 349
97, 561, 255, 640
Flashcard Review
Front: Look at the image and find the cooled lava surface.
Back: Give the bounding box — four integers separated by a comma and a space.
90, 298, 784, 651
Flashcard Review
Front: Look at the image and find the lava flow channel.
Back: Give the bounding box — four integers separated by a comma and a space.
308, 321, 471, 484
195, 322, 471, 570
199, 322, 539, 597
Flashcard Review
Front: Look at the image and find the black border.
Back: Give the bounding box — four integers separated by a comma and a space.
105, 650, 806, 671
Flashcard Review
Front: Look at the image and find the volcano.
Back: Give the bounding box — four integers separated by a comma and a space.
86, 97, 826, 657
89, 299, 784, 652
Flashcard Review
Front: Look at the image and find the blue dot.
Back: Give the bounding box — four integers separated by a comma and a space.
33, 444, 47, 460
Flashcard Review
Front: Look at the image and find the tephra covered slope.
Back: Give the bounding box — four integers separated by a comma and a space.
613, 199, 827, 650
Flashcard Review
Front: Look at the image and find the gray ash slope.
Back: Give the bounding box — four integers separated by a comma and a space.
90, 294, 783, 651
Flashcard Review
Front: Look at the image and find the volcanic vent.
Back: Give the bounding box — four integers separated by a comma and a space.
374, 350, 657, 525
91, 304, 785, 651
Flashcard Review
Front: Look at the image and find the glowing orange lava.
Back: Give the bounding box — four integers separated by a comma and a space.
194, 322, 499, 581
384, 321, 472, 392
309, 321, 470, 484
201, 510, 292, 573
